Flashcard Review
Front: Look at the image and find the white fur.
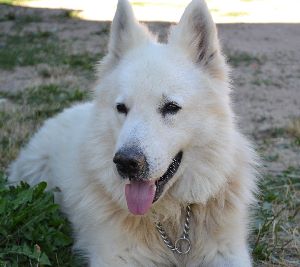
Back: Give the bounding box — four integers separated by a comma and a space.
9, 0, 258, 266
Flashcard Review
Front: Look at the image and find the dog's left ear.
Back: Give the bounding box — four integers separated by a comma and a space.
169, 0, 227, 80
97, 0, 152, 77
108, 0, 150, 60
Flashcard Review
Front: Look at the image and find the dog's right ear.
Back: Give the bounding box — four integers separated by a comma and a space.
169, 0, 227, 80
108, 0, 150, 60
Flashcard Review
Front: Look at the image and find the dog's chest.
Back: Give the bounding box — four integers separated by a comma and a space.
116, 212, 206, 266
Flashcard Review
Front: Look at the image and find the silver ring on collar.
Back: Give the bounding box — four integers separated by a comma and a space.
174, 237, 191, 254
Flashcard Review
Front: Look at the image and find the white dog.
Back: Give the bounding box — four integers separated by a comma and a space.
9, 0, 258, 266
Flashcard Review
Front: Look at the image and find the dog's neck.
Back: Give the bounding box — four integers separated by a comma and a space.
122, 193, 191, 239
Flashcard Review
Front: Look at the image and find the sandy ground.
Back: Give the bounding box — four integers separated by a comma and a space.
218, 23, 300, 172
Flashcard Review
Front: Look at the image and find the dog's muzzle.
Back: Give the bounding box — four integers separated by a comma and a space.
113, 147, 183, 215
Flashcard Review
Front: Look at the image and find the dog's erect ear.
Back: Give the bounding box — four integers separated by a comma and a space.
108, 0, 150, 60
169, 0, 226, 79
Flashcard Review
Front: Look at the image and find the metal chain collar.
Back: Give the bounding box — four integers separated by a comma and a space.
155, 204, 191, 255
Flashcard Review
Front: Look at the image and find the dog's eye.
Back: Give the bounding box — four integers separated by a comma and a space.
161, 102, 181, 116
116, 103, 128, 115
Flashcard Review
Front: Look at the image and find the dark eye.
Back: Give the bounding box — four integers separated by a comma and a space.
116, 103, 128, 115
160, 102, 181, 116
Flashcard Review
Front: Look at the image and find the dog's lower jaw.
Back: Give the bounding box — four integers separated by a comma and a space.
153, 151, 183, 202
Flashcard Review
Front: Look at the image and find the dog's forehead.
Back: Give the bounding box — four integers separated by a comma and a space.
117, 44, 204, 101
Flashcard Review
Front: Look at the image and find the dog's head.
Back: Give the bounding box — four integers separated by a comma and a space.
90, 0, 235, 215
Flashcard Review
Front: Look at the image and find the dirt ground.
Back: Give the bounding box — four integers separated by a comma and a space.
0, 4, 299, 266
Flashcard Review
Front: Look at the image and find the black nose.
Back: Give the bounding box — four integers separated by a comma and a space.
113, 148, 148, 180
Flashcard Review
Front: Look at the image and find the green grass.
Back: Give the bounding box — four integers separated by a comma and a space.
227, 51, 262, 67
0, 32, 102, 71
0, 32, 59, 70
0, 173, 85, 266
252, 167, 300, 265
263, 153, 279, 163
0, 11, 43, 24
0, 13, 43, 23
255, 124, 300, 149
251, 79, 280, 87
251, 123, 300, 265
63, 53, 99, 72
0, 84, 89, 106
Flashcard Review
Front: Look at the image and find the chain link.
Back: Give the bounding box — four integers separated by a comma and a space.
155, 204, 191, 255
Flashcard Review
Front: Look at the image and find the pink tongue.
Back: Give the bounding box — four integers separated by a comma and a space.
125, 180, 156, 215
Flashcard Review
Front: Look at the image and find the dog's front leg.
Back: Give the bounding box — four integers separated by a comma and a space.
203, 249, 252, 267
89, 256, 135, 267
89, 253, 158, 267
89, 257, 106, 267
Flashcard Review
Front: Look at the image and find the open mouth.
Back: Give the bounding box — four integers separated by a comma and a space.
153, 151, 183, 202
125, 151, 183, 215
